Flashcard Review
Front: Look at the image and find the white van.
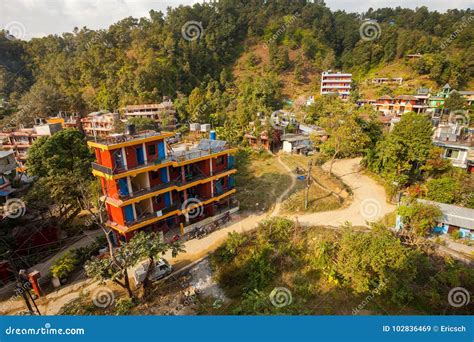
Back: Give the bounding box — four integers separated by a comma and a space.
133, 259, 172, 286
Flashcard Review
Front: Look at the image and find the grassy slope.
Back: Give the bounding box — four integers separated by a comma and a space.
233, 43, 469, 103
234, 149, 292, 212
279, 154, 350, 214
233, 43, 320, 103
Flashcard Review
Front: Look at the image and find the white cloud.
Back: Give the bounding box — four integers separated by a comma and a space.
1, 0, 472, 39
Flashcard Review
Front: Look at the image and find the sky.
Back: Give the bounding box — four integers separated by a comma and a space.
1, 0, 472, 40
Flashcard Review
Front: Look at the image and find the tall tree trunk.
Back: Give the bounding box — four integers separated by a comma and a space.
329, 151, 338, 175
123, 269, 134, 299
141, 256, 155, 298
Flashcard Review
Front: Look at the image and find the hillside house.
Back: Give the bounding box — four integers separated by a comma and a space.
432, 123, 473, 172
320, 71, 352, 100
419, 200, 474, 240
124, 99, 177, 129
0, 123, 62, 168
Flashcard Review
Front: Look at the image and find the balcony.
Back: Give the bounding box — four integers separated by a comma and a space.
122, 187, 236, 228
92, 157, 171, 176
116, 167, 234, 202
91, 147, 236, 178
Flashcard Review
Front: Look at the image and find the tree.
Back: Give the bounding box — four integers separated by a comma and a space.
397, 201, 442, 237
319, 112, 369, 174
11, 82, 70, 127
444, 91, 466, 111
425, 177, 460, 204
366, 112, 434, 186
336, 225, 418, 305
126, 117, 158, 131
126, 232, 184, 297
85, 242, 137, 298
26, 129, 92, 179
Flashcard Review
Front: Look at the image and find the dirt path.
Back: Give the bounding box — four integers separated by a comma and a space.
168, 157, 394, 265
271, 154, 297, 217
297, 158, 395, 227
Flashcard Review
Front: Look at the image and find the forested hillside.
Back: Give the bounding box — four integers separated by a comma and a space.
1, 0, 473, 127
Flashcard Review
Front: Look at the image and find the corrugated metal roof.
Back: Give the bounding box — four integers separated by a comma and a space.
0, 150, 15, 158
418, 199, 474, 230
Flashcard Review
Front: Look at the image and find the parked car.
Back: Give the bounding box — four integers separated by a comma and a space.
133, 258, 172, 286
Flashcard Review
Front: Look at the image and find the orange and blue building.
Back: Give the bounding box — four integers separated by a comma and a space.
88, 131, 238, 242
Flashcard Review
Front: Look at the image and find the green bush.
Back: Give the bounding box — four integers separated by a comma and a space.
113, 298, 135, 315
50, 251, 79, 279
426, 177, 460, 204
216, 232, 247, 263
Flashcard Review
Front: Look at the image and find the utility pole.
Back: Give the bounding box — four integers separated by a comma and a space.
304, 160, 313, 210
6, 252, 40, 315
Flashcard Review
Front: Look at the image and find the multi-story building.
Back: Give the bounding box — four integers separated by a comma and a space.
124, 99, 177, 129
320, 71, 352, 100
459, 91, 474, 107
371, 77, 403, 85
433, 123, 473, 172
374, 95, 428, 116
82, 111, 119, 138
47, 112, 80, 129
0, 123, 62, 168
88, 132, 238, 242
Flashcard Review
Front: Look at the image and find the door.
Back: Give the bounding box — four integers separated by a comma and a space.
163, 192, 171, 207
160, 167, 169, 183
124, 205, 135, 222
215, 179, 223, 195
158, 141, 166, 160
118, 178, 129, 196
136, 147, 145, 165
228, 155, 235, 169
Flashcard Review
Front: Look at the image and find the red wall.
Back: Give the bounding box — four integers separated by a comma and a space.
107, 203, 125, 226
169, 166, 181, 182
152, 195, 166, 212
212, 154, 228, 173
125, 146, 138, 169
149, 170, 163, 187
102, 178, 119, 199
98, 149, 114, 168
197, 160, 211, 176
145, 141, 159, 162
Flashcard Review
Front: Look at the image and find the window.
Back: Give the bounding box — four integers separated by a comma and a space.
147, 144, 156, 156
216, 156, 225, 166
445, 149, 460, 159
154, 196, 161, 204
150, 171, 160, 180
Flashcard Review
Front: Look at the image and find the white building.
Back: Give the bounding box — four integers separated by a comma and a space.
320, 71, 352, 100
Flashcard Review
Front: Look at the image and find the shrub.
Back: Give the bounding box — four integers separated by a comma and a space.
398, 201, 442, 237
216, 232, 247, 263
113, 298, 135, 315
426, 177, 460, 204
50, 251, 79, 279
